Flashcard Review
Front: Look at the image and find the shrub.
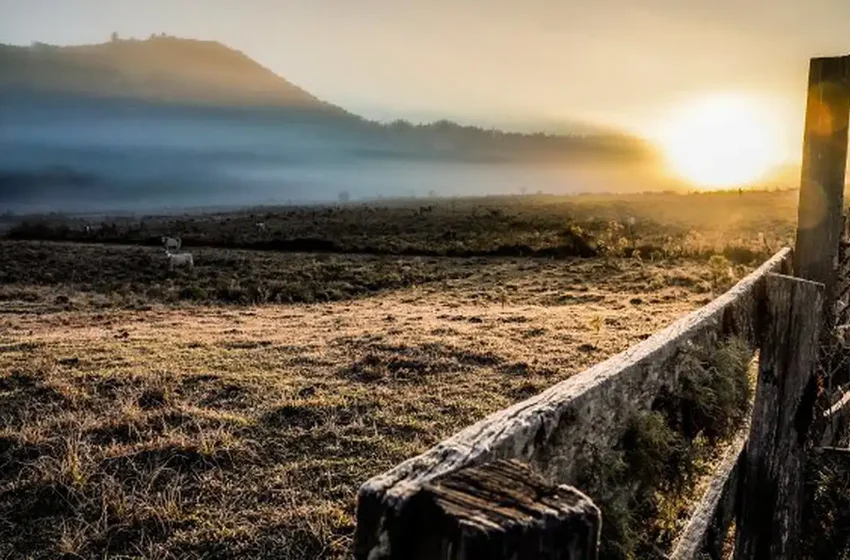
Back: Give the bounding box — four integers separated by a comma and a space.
215, 278, 247, 303
708, 254, 732, 292
723, 245, 762, 265
578, 337, 753, 560
677, 337, 752, 441
179, 285, 208, 301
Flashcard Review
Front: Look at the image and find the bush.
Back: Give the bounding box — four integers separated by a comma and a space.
708, 254, 732, 292
578, 336, 753, 560
677, 337, 752, 441
215, 278, 247, 303
723, 245, 762, 265
623, 412, 690, 490
179, 285, 208, 301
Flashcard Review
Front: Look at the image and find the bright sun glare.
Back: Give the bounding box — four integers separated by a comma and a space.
659, 94, 783, 189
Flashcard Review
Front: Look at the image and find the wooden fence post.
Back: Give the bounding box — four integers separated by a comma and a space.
794, 55, 850, 323
734, 273, 824, 559
379, 459, 600, 560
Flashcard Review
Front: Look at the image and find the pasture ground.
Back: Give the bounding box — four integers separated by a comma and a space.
0, 245, 724, 558
0, 190, 796, 559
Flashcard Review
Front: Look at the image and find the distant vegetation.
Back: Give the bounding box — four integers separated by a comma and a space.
4, 190, 798, 265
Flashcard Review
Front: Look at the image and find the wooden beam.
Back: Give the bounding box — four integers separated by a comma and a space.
794, 55, 850, 323
813, 445, 850, 461
377, 459, 600, 560
821, 389, 850, 447
670, 428, 746, 560
734, 273, 825, 559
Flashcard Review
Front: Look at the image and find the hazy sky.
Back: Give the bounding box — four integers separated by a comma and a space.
3, 0, 850, 153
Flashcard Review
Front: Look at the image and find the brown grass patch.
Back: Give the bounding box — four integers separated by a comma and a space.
0, 249, 724, 558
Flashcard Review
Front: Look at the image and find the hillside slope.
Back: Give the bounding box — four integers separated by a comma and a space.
0, 36, 670, 210
0, 36, 344, 113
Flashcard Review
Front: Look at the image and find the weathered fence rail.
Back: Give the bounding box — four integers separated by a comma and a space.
670, 425, 746, 560
355, 248, 791, 559
822, 390, 850, 447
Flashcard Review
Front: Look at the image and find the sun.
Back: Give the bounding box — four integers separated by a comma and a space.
659, 94, 783, 189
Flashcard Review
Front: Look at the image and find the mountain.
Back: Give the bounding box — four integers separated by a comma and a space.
0, 36, 668, 212
0, 36, 345, 114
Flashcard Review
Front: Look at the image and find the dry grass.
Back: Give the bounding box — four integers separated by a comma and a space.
0, 247, 725, 559
2, 186, 795, 558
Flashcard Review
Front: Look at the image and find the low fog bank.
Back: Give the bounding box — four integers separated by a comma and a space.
0, 92, 669, 213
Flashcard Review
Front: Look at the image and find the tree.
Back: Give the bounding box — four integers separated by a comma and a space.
390, 119, 413, 132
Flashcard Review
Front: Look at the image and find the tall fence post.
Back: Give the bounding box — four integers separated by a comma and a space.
734, 273, 824, 559
794, 55, 850, 323
376, 459, 600, 560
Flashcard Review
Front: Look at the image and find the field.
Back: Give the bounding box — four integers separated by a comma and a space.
0, 191, 797, 559
5, 188, 798, 261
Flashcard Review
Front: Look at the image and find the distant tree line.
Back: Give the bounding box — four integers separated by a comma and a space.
371, 117, 654, 162
109, 31, 173, 43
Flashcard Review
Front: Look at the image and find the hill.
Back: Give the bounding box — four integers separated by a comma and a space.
0, 36, 658, 157
0, 35, 345, 113
0, 36, 668, 211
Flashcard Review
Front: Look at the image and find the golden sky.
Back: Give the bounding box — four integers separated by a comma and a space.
3, 0, 850, 162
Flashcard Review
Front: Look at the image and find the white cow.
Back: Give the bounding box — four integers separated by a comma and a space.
166, 251, 194, 271
255, 222, 268, 233
162, 236, 182, 251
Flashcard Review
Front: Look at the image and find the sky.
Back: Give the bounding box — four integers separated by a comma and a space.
3, 0, 850, 159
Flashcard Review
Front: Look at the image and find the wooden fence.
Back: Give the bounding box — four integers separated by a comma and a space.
352, 55, 850, 559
